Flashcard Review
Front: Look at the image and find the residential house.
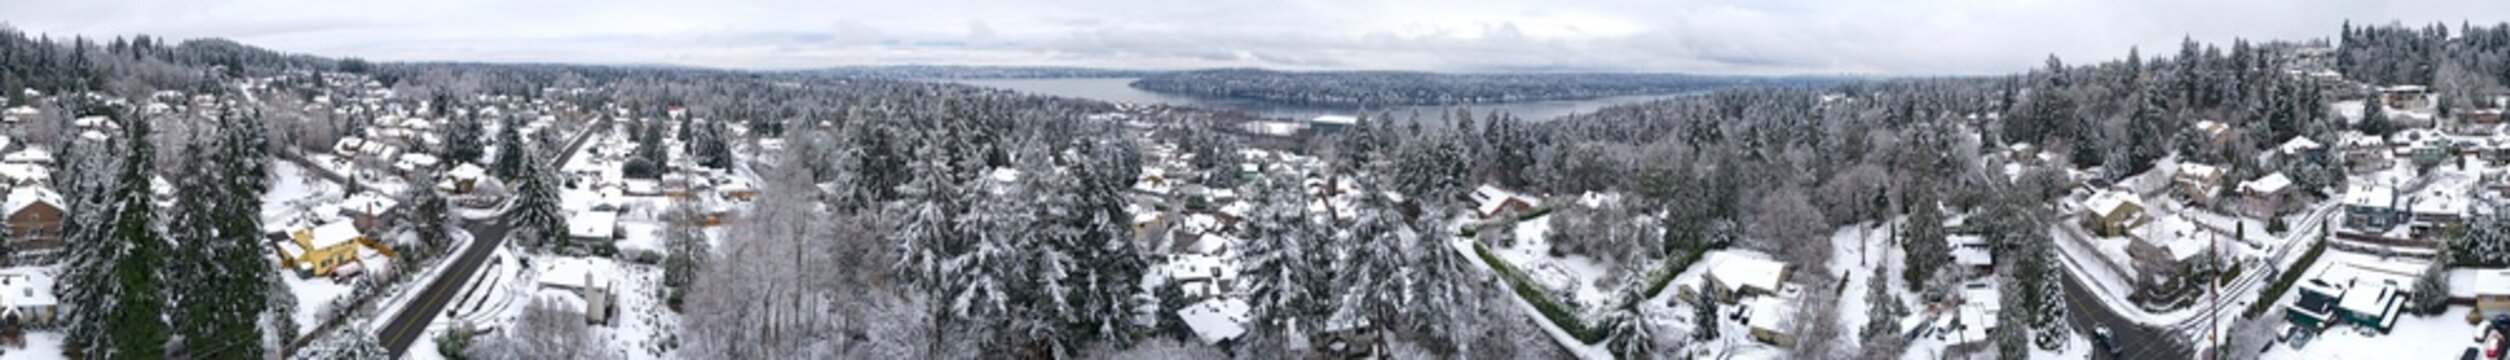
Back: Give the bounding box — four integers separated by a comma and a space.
2338, 131, 2394, 171
2474, 269, 2510, 318
337, 191, 400, 230
1682, 251, 1792, 304
538, 257, 615, 325
2084, 190, 2147, 237
2240, 172, 2298, 218
569, 210, 620, 243
1178, 298, 1251, 345
2287, 278, 2346, 329
4, 186, 63, 262
0, 272, 55, 328
443, 162, 488, 194
2338, 283, 2405, 333
1746, 295, 1797, 347
2382, 85, 2431, 110
2195, 120, 2234, 146
276, 221, 374, 277
1949, 235, 1995, 277
2274, 136, 2328, 164
2343, 185, 2406, 232
1471, 185, 1535, 220
2176, 163, 2225, 205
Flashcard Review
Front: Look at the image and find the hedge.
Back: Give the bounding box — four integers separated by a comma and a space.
2244, 238, 2328, 319
1473, 242, 1602, 342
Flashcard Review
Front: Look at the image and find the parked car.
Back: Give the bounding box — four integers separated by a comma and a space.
2094, 326, 2121, 358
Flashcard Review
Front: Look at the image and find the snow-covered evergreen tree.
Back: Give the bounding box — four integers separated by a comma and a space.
491, 117, 526, 180
444, 113, 485, 166
100, 111, 169, 359
509, 138, 566, 251
1600, 279, 1655, 358
1237, 168, 1326, 337
1333, 175, 1410, 331
660, 199, 708, 310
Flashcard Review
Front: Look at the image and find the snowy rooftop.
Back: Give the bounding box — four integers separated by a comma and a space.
1177, 298, 1249, 344
2177, 162, 2221, 180
1703, 250, 1789, 295
2, 146, 51, 164
0, 272, 55, 309
2278, 136, 2324, 154
2341, 185, 2397, 209
2475, 269, 2510, 297
447, 162, 487, 180
538, 257, 610, 291
338, 191, 399, 217
2084, 190, 2142, 216
1744, 295, 1794, 334
305, 221, 363, 249
1472, 185, 1536, 216
2239, 172, 2293, 195
4, 185, 61, 215
1951, 246, 1993, 267
0, 163, 50, 184
2337, 283, 2400, 321
569, 210, 619, 239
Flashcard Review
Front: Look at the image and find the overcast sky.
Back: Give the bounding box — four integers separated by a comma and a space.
0, 0, 2502, 75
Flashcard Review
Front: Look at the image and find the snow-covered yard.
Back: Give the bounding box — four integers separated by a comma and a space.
2262, 305, 2474, 360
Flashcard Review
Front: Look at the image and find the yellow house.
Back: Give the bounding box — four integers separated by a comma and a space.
278, 221, 371, 277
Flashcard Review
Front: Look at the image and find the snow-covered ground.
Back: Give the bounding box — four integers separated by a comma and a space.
0, 331, 65, 360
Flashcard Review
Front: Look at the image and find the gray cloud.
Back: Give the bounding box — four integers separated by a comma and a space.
0, 0, 2502, 74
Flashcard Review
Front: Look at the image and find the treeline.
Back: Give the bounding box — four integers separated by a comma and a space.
1129, 68, 1800, 107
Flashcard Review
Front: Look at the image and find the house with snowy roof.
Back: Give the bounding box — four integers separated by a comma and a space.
1677, 250, 1793, 304
1470, 185, 1536, 220
4, 186, 62, 263
1177, 298, 1250, 345
277, 221, 381, 277
2342, 184, 2406, 232
0, 272, 56, 328
2175, 162, 2225, 205
538, 257, 615, 325
1745, 295, 1798, 347
337, 191, 400, 230
569, 210, 620, 242
442, 162, 488, 194
2083, 190, 2147, 237
2472, 269, 2510, 318
1, 146, 52, 166
2240, 172, 2298, 218
1949, 235, 1995, 277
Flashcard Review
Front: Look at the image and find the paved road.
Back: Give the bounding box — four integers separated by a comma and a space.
2063, 259, 2196, 360
375, 118, 607, 357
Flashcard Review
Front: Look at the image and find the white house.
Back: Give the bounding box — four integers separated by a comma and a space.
568, 210, 620, 242
1177, 298, 1250, 345
538, 257, 615, 325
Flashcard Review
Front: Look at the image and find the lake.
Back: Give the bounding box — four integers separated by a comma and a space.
946, 77, 1690, 122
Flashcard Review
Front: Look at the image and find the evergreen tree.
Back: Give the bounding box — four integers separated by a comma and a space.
492, 117, 526, 180
1902, 199, 1949, 292
444, 114, 485, 166
1059, 140, 1151, 347
404, 169, 452, 259
1334, 176, 1409, 330
2357, 96, 2394, 136
101, 112, 169, 359
1693, 289, 1719, 340
1238, 168, 1326, 336
660, 199, 708, 310
509, 139, 566, 251
1601, 279, 1655, 358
